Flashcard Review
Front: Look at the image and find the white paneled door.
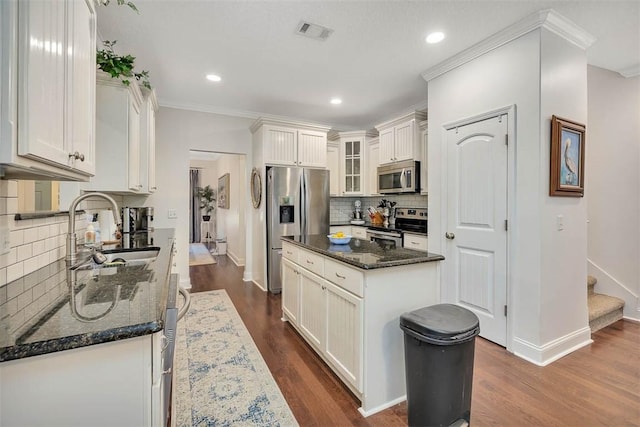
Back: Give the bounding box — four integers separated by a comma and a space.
446, 114, 508, 346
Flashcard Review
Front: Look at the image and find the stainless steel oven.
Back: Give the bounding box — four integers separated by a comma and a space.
366, 228, 403, 249
377, 160, 420, 194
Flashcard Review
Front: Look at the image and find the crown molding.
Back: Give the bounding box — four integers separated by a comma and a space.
374, 110, 427, 131
337, 130, 379, 139
619, 64, 640, 78
421, 9, 596, 82
249, 117, 332, 134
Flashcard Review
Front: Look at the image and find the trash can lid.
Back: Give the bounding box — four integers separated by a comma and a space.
400, 304, 480, 345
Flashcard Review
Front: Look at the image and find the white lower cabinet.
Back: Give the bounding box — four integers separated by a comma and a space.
283, 256, 363, 393
403, 233, 428, 251
281, 243, 440, 416
351, 226, 368, 240
0, 333, 164, 427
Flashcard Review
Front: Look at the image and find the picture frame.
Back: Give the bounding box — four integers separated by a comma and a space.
250, 167, 262, 209
218, 173, 230, 209
550, 115, 585, 197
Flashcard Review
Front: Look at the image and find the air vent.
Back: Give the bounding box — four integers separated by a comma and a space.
295, 20, 333, 41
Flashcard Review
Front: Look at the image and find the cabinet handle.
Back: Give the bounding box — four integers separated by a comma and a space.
69, 151, 85, 162
306, 259, 314, 265
286, 251, 293, 255
162, 367, 172, 375
335, 272, 346, 279
322, 286, 326, 290
411, 241, 419, 245
150, 186, 157, 190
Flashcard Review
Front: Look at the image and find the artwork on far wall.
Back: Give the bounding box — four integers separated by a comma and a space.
218, 173, 230, 209
550, 115, 585, 197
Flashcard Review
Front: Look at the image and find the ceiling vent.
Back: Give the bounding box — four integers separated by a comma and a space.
295, 20, 333, 41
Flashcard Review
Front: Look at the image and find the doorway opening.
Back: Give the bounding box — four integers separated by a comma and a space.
189, 150, 247, 267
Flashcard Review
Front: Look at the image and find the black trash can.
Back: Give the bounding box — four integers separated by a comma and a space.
400, 304, 480, 427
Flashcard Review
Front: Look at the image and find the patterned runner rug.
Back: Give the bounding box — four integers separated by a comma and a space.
175, 290, 298, 426
189, 243, 217, 266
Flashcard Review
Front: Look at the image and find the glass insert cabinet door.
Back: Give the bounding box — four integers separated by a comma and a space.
344, 140, 361, 193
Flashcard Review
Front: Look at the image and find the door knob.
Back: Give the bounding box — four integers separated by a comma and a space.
445, 232, 455, 240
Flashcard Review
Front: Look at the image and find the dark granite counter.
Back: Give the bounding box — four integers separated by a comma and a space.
0, 229, 176, 362
282, 234, 443, 270
330, 222, 427, 236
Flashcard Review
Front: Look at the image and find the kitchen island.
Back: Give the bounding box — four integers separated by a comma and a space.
0, 229, 178, 427
280, 235, 444, 417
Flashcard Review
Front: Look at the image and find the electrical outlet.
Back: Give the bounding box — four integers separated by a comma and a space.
167, 209, 177, 219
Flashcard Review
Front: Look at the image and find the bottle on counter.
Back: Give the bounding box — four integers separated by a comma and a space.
85, 223, 95, 246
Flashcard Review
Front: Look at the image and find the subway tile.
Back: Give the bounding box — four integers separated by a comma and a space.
24, 227, 38, 244
23, 256, 39, 276
36, 294, 48, 312
5, 198, 18, 215
6, 181, 18, 198
23, 270, 39, 290
10, 229, 24, 246
7, 262, 23, 283
32, 240, 45, 256
17, 244, 33, 262
0, 285, 6, 304
49, 224, 60, 236
6, 247, 16, 265
6, 297, 17, 316
0, 268, 6, 286
16, 289, 32, 311
10, 310, 25, 333
32, 282, 45, 300
45, 237, 57, 252
0, 199, 6, 215
37, 225, 50, 240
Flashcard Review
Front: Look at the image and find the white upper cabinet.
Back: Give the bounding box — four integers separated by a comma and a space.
367, 137, 380, 196
375, 111, 427, 166
84, 72, 144, 194
327, 139, 340, 196
139, 88, 158, 193
338, 131, 377, 196
251, 118, 330, 169
419, 119, 428, 195
0, 0, 97, 180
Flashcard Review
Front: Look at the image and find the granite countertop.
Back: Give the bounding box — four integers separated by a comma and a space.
0, 229, 176, 362
282, 234, 443, 270
330, 222, 427, 236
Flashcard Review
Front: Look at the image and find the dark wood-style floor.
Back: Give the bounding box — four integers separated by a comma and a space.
189, 256, 640, 426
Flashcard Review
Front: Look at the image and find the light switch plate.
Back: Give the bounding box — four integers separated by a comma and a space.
556, 214, 564, 231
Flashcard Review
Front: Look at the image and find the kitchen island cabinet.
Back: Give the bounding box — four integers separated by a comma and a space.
281, 236, 443, 416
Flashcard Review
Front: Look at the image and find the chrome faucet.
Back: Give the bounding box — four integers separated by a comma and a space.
66, 192, 120, 263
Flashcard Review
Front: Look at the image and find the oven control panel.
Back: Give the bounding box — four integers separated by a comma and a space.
395, 207, 427, 220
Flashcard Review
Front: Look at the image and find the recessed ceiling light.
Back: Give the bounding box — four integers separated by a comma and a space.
426, 32, 445, 44
330, 98, 342, 105
206, 74, 222, 82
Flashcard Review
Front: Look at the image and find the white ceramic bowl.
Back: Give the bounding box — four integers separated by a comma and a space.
327, 235, 352, 245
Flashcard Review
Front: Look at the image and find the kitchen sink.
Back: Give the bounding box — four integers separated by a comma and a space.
71, 247, 160, 270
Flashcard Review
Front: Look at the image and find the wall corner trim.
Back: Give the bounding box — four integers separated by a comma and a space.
511, 326, 593, 366
420, 8, 596, 82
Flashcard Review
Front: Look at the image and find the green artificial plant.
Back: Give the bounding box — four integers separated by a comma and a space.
197, 185, 217, 219
96, 40, 152, 90
97, 0, 139, 13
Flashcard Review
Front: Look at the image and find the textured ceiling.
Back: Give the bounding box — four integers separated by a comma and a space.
96, 0, 640, 130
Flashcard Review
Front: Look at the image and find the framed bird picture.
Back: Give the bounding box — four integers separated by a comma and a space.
550, 115, 585, 197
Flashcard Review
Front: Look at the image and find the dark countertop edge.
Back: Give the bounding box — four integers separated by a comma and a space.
282, 236, 444, 270
0, 321, 162, 362
330, 223, 427, 236
15, 210, 85, 220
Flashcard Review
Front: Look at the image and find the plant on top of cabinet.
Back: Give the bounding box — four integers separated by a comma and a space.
97, 0, 140, 13
97, 40, 152, 90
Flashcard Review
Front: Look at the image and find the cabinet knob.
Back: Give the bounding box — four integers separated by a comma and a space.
69, 151, 85, 162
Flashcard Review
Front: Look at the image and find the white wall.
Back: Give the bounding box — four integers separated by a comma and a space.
586, 66, 640, 319
213, 154, 246, 266
428, 28, 590, 365
150, 107, 254, 288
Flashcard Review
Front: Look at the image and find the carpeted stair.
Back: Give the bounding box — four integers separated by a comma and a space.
588, 275, 624, 333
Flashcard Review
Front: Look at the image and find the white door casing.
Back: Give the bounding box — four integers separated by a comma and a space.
446, 113, 509, 346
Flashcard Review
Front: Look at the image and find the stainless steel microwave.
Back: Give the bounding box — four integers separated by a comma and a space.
377, 160, 420, 194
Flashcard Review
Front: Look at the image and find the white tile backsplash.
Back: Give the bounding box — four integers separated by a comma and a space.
330, 194, 428, 223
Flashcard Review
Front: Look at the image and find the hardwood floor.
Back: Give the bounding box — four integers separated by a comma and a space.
189, 257, 640, 426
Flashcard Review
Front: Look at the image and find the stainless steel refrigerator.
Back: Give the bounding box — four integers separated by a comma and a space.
267, 166, 330, 293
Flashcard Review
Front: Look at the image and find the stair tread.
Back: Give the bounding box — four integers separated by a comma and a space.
588, 293, 625, 321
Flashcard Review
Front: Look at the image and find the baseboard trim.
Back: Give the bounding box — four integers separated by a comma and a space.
588, 259, 639, 320
180, 277, 192, 290
358, 395, 406, 418
226, 249, 245, 267
252, 279, 267, 292
512, 326, 592, 366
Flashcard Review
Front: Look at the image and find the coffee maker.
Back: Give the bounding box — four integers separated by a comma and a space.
121, 207, 154, 234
